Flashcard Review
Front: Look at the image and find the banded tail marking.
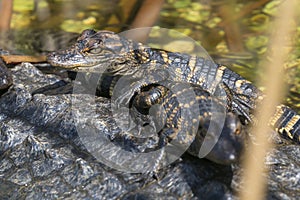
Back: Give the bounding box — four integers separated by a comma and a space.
269, 104, 300, 143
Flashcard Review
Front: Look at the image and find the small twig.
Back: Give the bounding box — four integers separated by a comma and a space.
0, 55, 47, 64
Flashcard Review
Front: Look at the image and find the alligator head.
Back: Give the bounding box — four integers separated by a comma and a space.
47, 29, 148, 74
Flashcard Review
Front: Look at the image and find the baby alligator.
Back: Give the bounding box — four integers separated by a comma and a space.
131, 81, 245, 165
47, 29, 300, 144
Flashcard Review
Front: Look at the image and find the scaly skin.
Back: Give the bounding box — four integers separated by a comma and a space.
132, 82, 245, 164
47, 29, 300, 145
47, 30, 260, 121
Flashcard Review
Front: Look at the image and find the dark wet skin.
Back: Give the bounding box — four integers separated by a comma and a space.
0, 58, 13, 91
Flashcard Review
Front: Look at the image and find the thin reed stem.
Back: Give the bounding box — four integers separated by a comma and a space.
239, 1, 297, 199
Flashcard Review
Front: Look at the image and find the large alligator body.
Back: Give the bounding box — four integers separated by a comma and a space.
0, 63, 299, 199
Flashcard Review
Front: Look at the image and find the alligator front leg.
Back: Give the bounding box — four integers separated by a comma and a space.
111, 66, 172, 109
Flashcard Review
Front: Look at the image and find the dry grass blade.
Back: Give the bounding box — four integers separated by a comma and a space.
239, 0, 297, 199
0, 0, 13, 31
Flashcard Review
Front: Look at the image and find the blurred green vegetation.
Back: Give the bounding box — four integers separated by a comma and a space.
6, 0, 300, 110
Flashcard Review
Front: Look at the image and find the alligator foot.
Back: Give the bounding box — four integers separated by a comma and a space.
112, 67, 171, 110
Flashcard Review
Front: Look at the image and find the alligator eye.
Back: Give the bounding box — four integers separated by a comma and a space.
89, 48, 102, 54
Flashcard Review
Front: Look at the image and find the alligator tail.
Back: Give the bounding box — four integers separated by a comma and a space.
269, 104, 300, 144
